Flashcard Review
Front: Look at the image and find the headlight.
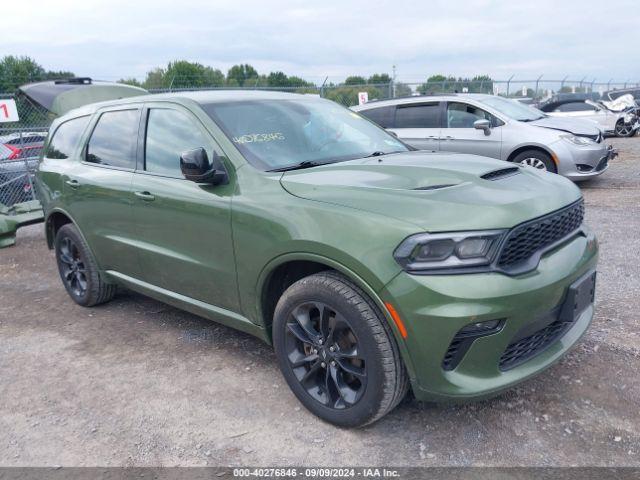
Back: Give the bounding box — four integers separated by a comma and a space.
394, 230, 506, 272
561, 134, 595, 146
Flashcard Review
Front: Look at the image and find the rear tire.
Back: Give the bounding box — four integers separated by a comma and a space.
54, 224, 116, 307
511, 149, 557, 173
273, 271, 408, 427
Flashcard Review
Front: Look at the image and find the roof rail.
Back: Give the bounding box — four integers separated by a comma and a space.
53, 77, 92, 85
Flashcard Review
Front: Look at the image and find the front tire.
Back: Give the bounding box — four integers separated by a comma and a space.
273, 271, 408, 427
54, 224, 116, 307
511, 149, 557, 173
614, 120, 635, 137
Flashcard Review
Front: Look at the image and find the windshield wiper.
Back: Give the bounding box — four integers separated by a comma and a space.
268, 160, 328, 172
364, 151, 387, 158
364, 149, 409, 159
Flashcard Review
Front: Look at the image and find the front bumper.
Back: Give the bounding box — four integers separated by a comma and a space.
552, 140, 616, 181
379, 228, 598, 402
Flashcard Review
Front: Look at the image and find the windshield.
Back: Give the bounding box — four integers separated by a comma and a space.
479, 96, 545, 122
202, 99, 408, 171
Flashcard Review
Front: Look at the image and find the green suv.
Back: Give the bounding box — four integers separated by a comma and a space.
36, 91, 598, 427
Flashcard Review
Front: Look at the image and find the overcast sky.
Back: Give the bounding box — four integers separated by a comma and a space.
2, 0, 639, 84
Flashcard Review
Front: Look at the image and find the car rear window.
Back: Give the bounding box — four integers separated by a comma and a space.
394, 103, 440, 128
86, 110, 139, 169
45, 116, 90, 160
359, 106, 395, 128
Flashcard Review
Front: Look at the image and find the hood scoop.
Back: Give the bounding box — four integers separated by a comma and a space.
414, 184, 458, 191
481, 167, 520, 181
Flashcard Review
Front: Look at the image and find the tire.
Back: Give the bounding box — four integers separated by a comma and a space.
614, 120, 635, 137
54, 223, 116, 307
272, 271, 409, 427
511, 149, 557, 173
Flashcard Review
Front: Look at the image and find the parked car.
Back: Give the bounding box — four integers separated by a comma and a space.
353, 94, 616, 181
0, 131, 45, 206
603, 87, 640, 102
37, 91, 598, 427
538, 94, 639, 137
0, 131, 47, 160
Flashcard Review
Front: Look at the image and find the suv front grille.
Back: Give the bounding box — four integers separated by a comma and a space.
497, 200, 584, 271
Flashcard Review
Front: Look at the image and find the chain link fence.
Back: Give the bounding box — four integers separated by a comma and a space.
0, 127, 47, 207
1, 75, 638, 207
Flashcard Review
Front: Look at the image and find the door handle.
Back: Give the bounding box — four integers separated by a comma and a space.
134, 191, 155, 201
444, 135, 454, 140
65, 179, 80, 189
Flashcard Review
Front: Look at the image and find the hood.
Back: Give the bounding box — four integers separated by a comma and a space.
530, 116, 602, 137
280, 151, 581, 232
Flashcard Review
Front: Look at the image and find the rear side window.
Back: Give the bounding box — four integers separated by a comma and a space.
395, 103, 440, 128
359, 106, 395, 128
86, 110, 139, 169
555, 102, 596, 112
145, 109, 214, 176
45, 117, 90, 159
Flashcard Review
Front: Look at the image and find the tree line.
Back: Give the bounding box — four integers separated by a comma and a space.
0, 55, 499, 109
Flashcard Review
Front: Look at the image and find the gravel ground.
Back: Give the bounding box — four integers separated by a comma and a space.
1, 138, 639, 467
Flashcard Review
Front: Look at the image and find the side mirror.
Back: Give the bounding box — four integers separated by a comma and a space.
474, 119, 492, 135
180, 147, 227, 185
386, 129, 399, 137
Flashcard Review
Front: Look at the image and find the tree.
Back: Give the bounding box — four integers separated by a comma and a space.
469, 75, 493, 93
368, 73, 392, 85
164, 60, 224, 88
417, 74, 457, 95
227, 64, 258, 87
393, 82, 412, 97
286, 75, 314, 88
142, 68, 167, 89
267, 71, 289, 87
344, 76, 367, 86
118, 77, 143, 87
0, 55, 76, 93
325, 85, 382, 107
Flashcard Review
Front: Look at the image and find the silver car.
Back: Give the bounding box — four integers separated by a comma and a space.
352, 94, 616, 181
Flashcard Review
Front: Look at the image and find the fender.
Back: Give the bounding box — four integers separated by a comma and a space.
255, 251, 418, 381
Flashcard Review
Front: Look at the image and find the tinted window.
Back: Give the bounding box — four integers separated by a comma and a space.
86, 110, 139, 168
446, 102, 495, 128
7, 135, 46, 146
359, 106, 395, 128
394, 104, 440, 128
555, 102, 596, 112
145, 109, 214, 176
45, 117, 90, 159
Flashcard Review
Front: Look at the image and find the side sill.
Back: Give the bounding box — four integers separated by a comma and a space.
105, 270, 270, 344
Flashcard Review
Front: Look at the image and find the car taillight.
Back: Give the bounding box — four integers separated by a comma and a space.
3, 144, 20, 160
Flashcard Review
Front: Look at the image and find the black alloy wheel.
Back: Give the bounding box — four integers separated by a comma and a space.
54, 223, 116, 307
284, 301, 367, 409
57, 235, 88, 298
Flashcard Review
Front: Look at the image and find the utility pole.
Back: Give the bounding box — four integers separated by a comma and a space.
392, 65, 397, 98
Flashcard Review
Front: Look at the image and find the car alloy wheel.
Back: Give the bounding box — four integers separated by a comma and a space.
284, 301, 367, 409
519, 157, 548, 170
57, 236, 88, 298
615, 121, 634, 137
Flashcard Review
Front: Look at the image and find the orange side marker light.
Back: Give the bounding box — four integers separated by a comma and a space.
385, 302, 408, 339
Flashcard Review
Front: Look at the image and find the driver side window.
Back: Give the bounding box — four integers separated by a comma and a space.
145, 108, 215, 176
446, 102, 497, 128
